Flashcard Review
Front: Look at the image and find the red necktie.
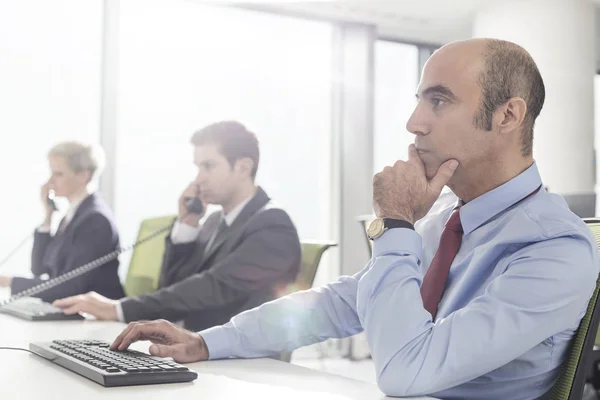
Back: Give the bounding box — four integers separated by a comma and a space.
420, 207, 463, 318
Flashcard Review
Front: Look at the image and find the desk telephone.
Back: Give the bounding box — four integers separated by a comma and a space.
0, 195, 205, 321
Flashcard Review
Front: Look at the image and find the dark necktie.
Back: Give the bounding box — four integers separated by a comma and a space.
206, 218, 228, 252
420, 207, 463, 318
57, 215, 70, 234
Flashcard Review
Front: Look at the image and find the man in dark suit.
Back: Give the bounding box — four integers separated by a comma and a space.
0, 141, 124, 302
8, 193, 124, 303
54, 121, 302, 332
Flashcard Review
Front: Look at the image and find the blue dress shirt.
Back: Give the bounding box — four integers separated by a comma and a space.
201, 162, 599, 400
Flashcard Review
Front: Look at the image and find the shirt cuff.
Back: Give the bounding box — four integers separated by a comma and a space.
170, 220, 201, 244
372, 226, 422, 259
115, 300, 126, 322
199, 325, 234, 360
37, 225, 51, 233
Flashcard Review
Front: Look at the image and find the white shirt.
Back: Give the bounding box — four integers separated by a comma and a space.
170, 195, 253, 244
115, 192, 254, 322
37, 192, 90, 234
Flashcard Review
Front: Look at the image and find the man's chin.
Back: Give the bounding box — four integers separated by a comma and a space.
424, 165, 440, 181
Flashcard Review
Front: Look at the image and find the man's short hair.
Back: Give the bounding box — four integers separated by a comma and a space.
190, 121, 260, 178
473, 39, 545, 156
48, 141, 105, 182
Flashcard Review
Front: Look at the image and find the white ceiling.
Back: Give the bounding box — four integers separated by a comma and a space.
239, 0, 600, 45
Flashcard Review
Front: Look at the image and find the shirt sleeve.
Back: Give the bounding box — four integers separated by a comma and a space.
356, 228, 597, 397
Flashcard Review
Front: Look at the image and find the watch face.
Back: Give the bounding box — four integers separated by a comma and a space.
367, 218, 385, 239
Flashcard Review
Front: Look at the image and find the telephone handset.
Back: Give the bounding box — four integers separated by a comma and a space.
184, 184, 204, 215
47, 191, 58, 211
184, 197, 204, 214
0, 215, 180, 307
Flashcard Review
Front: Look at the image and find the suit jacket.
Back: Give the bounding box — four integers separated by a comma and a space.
120, 187, 301, 331
11, 192, 125, 302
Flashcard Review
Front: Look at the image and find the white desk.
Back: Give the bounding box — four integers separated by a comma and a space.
0, 289, 436, 400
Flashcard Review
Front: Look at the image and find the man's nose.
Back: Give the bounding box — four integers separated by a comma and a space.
406, 104, 429, 136
195, 170, 207, 185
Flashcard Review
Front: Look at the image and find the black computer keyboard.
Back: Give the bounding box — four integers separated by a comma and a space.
0, 297, 84, 321
30, 340, 198, 387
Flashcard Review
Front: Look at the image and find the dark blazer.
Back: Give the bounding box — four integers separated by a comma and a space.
11, 192, 125, 303
120, 187, 301, 331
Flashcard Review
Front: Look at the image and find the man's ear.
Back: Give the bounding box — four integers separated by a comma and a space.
77, 170, 92, 185
496, 97, 527, 134
235, 157, 254, 178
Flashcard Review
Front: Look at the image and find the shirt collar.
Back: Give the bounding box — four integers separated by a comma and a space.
65, 192, 90, 222
222, 192, 254, 226
459, 161, 542, 235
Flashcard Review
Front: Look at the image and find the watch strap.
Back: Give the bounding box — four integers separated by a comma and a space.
383, 218, 415, 231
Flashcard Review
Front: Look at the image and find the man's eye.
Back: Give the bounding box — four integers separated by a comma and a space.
432, 98, 445, 108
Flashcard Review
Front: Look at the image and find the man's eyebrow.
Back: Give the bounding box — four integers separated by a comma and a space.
415, 85, 457, 101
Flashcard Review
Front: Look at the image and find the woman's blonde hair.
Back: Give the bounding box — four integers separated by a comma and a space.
48, 141, 105, 182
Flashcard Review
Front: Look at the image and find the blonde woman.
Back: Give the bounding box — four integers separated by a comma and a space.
0, 141, 124, 302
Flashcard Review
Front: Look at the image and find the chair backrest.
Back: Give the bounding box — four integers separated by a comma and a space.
274, 240, 337, 363
279, 240, 337, 296
549, 218, 600, 400
296, 240, 337, 290
356, 214, 374, 257
123, 215, 177, 297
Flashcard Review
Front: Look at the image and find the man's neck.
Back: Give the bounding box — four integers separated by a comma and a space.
448, 156, 534, 203
67, 187, 89, 205
222, 184, 257, 215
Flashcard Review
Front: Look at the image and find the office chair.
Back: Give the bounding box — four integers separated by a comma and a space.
549, 218, 600, 399
274, 240, 337, 363
356, 214, 375, 257
123, 215, 177, 297
287, 240, 337, 293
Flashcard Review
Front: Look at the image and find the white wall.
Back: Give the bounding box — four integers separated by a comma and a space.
0, 0, 102, 276
474, 0, 596, 197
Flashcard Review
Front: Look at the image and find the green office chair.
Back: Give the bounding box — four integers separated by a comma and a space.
275, 240, 337, 363
356, 214, 375, 257
277, 240, 337, 297
549, 218, 600, 399
123, 215, 177, 297
295, 240, 337, 291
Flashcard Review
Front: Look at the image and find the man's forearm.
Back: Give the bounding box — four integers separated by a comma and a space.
201, 274, 365, 360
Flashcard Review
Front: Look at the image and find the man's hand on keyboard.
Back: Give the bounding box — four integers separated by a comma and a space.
110, 319, 209, 363
52, 291, 118, 320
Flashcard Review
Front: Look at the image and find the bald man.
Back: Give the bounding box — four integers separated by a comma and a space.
109, 39, 599, 399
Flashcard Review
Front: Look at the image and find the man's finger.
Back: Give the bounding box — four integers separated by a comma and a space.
117, 322, 167, 351
429, 159, 459, 193
111, 322, 141, 350
53, 295, 81, 308
407, 144, 426, 171
116, 325, 146, 351
149, 344, 175, 359
62, 305, 84, 315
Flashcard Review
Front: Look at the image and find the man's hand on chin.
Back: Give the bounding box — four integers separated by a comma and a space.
373, 144, 459, 223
